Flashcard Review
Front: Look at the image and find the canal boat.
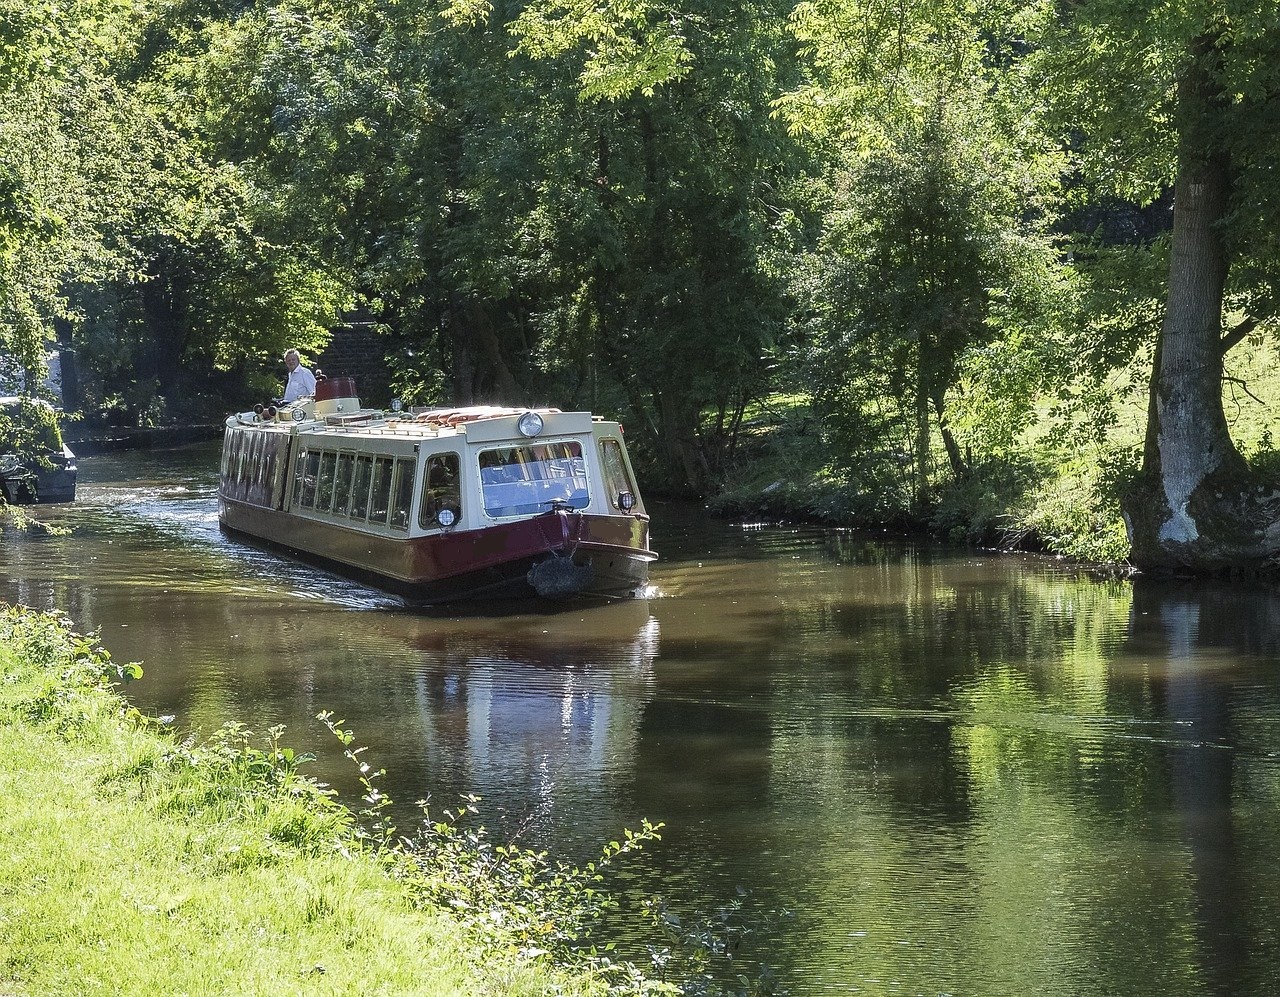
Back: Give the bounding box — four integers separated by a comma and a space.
0, 396, 77, 504
217, 376, 656, 602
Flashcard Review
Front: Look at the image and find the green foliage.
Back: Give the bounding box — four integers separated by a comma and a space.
0, 397, 63, 456
13, 0, 1280, 560
387, 354, 450, 409
398, 0, 807, 490
64, 2, 358, 421
0, 503, 69, 535
797, 121, 1068, 500
0, 604, 142, 689
153, 722, 354, 858
642, 889, 790, 997
510, 0, 695, 101
319, 710, 662, 952
0, 607, 624, 995
162, 722, 323, 807
0, 605, 142, 742
777, 0, 1054, 149
1019, 447, 1139, 563
928, 456, 1044, 547
0, 0, 137, 376
1032, 5, 1280, 570
774, 1, 1073, 512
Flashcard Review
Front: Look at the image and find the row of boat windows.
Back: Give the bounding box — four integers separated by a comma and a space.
222, 430, 637, 528
295, 449, 420, 529
220, 431, 430, 529
221, 430, 286, 496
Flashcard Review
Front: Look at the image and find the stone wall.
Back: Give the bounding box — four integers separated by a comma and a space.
315, 317, 394, 405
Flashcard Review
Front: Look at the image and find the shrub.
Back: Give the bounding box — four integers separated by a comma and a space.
929, 455, 1042, 547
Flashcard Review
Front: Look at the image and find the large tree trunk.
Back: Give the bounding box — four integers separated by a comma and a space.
1123, 35, 1280, 572
656, 391, 712, 495
140, 259, 190, 408
913, 347, 931, 513
447, 296, 520, 404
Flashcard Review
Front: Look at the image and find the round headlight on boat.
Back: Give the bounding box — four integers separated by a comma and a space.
618, 490, 635, 512
437, 507, 457, 528
292, 409, 305, 422
517, 411, 544, 438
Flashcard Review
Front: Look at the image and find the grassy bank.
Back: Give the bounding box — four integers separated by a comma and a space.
708, 338, 1280, 565
0, 605, 651, 997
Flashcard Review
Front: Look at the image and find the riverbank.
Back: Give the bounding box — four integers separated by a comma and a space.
63, 423, 224, 457
703, 398, 1135, 565
0, 605, 641, 996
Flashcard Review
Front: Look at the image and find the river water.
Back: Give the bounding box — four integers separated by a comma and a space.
3, 442, 1280, 995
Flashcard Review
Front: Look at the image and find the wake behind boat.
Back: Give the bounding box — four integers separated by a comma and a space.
217, 377, 656, 602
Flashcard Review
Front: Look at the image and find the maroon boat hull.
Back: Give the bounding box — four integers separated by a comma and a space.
219, 496, 654, 602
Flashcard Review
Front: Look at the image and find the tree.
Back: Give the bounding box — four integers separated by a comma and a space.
506, 0, 803, 491
777, 0, 1069, 511
0, 0, 137, 386
803, 105, 1067, 513
1035, 5, 1280, 571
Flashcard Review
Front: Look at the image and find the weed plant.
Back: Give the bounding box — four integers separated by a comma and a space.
317, 711, 787, 995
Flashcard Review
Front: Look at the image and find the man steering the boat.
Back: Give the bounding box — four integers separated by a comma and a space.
282, 349, 317, 403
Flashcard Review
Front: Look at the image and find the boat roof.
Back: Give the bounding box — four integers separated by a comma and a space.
228, 403, 611, 443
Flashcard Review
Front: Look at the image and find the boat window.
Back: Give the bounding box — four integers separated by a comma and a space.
315, 450, 338, 511
293, 445, 307, 500
258, 438, 273, 490
244, 434, 257, 485
221, 431, 234, 478
368, 456, 395, 525
250, 434, 266, 488
349, 454, 374, 519
297, 450, 320, 508
478, 441, 589, 517
333, 453, 355, 516
235, 432, 250, 483
226, 432, 237, 482
390, 459, 415, 531
419, 453, 462, 530
600, 439, 636, 511
269, 436, 288, 502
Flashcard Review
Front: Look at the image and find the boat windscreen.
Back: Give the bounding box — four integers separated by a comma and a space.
478, 441, 589, 517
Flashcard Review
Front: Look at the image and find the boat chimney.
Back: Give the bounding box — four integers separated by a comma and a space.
313, 376, 360, 417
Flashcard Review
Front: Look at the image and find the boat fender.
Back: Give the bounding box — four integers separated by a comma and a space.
527, 554, 594, 599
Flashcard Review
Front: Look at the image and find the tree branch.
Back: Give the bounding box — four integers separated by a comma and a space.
1219, 314, 1260, 356
1223, 375, 1266, 407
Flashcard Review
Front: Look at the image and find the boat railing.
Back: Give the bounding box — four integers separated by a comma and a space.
409, 405, 562, 428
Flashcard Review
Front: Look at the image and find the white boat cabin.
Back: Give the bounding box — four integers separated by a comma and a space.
220, 397, 645, 539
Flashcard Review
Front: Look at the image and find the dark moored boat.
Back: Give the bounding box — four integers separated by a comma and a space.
217, 377, 656, 602
0, 396, 76, 504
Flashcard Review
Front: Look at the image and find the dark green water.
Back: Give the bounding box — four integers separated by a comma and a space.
4, 442, 1280, 995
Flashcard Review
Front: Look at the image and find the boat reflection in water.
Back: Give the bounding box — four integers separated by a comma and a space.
404, 601, 660, 836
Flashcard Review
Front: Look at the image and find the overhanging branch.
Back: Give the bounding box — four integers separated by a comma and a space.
1219, 314, 1260, 356
1223, 375, 1266, 407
